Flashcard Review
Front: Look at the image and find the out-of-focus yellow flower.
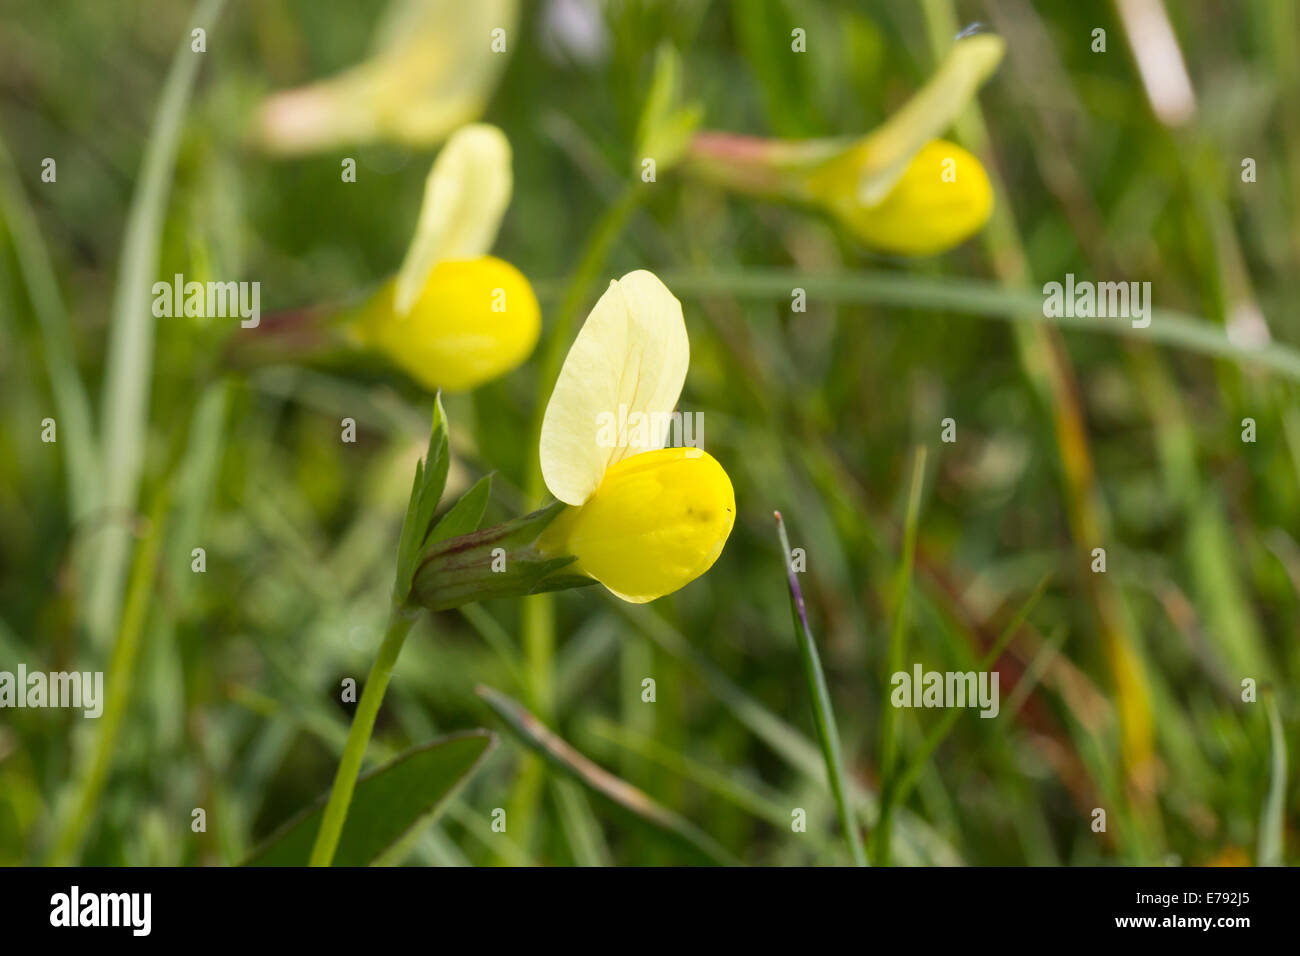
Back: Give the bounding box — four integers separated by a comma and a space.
536, 270, 735, 603
680, 33, 1005, 255
351, 124, 540, 392
256, 0, 518, 155
355, 258, 539, 392
807, 140, 993, 256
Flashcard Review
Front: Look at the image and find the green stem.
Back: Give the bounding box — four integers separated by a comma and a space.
511, 181, 648, 843
308, 606, 417, 866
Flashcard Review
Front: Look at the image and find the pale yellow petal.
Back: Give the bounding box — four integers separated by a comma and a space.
539, 271, 689, 505
256, 0, 518, 154
851, 33, 1004, 206
394, 124, 513, 315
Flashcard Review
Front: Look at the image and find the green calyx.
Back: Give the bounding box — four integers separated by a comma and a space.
409, 501, 595, 611
393, 393, 594, 613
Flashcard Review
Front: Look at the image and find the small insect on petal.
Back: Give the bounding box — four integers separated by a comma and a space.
540, 271, 689, 505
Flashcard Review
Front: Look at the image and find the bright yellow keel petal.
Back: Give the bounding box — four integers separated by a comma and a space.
814, 139, 993, 255
539, 447, 736, 603
356, 256, 540, 392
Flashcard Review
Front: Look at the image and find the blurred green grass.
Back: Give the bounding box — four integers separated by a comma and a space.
0, 0, 1296, 865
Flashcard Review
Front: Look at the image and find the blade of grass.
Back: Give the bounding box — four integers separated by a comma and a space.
551, 778, 612, 867
654, 269, 1300, 383
459, 603, 527, 690
1258, 693, 1286, 866
49, 490, 169, 864
879, 453, 927, 782
774, 510, 868, 866
615, 600, 963, 864
586, 715, 841, 860
875, 446, 927, 865
84, 0, 228, 650
476, 683, 739, 865
922, 0, 1160, 859
0, 135, 100, 520
1001, 624, 1068, 720
888, 572, 1052, 823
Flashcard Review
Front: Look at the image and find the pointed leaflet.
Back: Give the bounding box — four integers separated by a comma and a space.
243, 731, 496, 866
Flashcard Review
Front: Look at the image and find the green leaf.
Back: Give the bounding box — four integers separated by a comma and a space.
244, 730, 496, 867
428, 473, 494, 547
413, 393, 452, 546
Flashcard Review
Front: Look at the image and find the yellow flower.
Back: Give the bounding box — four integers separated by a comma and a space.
681, 33, 1005, 255
351, 124, 540, 392
807, 140, 993, 256
536, 271, 735, 602
354, 258, 539, 392
256, 0, 518, 155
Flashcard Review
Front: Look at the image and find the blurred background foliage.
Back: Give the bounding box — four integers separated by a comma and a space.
0, 0, 1296, 865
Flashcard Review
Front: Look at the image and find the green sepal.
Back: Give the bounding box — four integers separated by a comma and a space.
410, 501, 597, 611
427, 472, 493, 547
393, 393, 451, 601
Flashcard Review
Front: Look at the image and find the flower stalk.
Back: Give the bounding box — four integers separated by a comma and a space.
308, 267, 737, 862
307, 605, 417, 866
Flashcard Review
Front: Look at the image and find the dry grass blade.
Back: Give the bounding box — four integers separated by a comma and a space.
476, 684, 739, 865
